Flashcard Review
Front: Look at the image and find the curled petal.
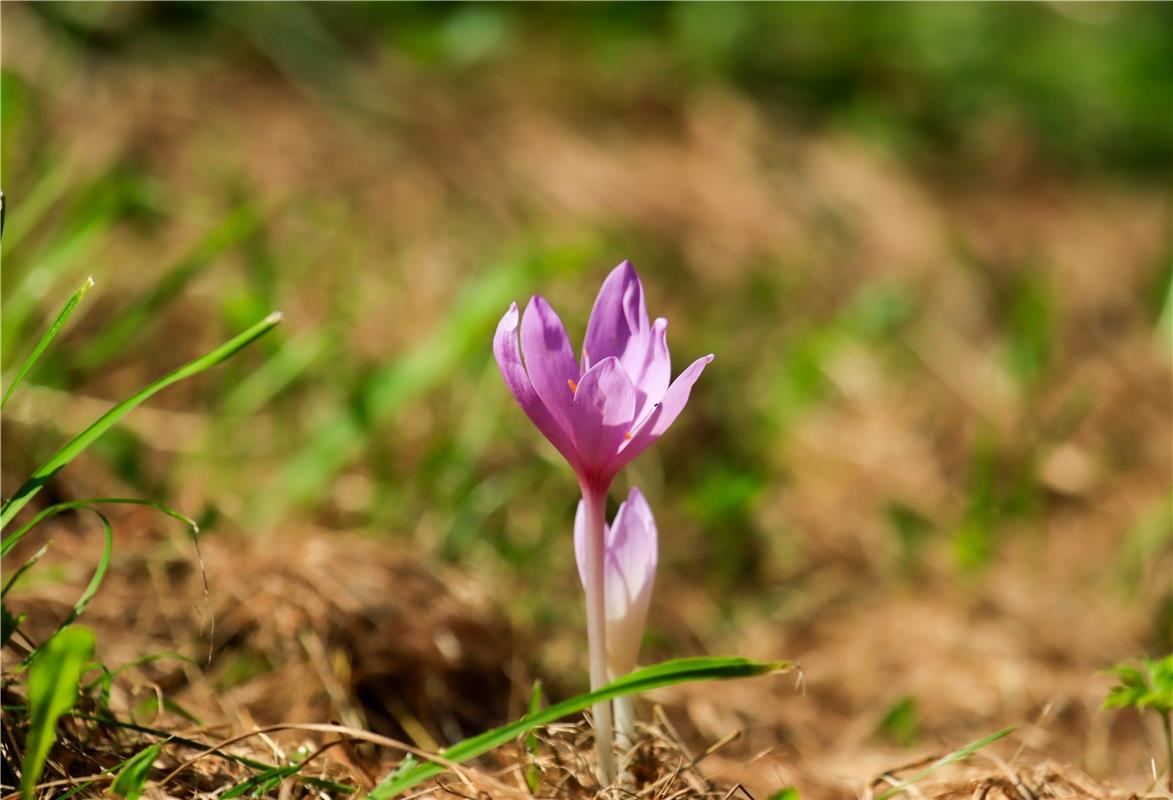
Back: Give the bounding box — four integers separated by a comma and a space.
520, 296, 581, 436
493, 303, 579, 468
583, 261, 650, 377
611, 353, 714, 472
571, 356, 637, 481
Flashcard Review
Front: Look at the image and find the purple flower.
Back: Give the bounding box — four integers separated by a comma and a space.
573, 487, 657, 678
493, 260, 714, 490
492, 260, 712, 782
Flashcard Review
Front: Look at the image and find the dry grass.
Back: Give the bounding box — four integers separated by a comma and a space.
2, 513, 1163, 798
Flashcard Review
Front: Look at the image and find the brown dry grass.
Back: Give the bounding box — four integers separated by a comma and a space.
2, 511, 1163, 798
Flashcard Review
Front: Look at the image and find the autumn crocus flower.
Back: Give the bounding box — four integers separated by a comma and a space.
574, 486, 657, 746
493, 260, 712, 783
492, 260, 714, 494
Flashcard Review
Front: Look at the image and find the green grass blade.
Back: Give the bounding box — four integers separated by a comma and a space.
2, 604, 27, 648
16, 507, 114, 668
222, 764, 302, 799
20, 625, 96, 800
3, 497, 198, 558
875, 726, 1016, 800
0, 502, 111, 661
370, 656, 791, 798
52, 742, 164, 800
110, 743, 164, 800
66, 711, 358, 792
0, 312, 282, 530
2, 541, 51, 598
2, 206, 113, 353
1, 275, 95, 409
218, 326, 333, 418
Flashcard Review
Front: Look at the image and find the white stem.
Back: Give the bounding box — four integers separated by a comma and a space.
580, 484, 616, 785
613, 692, 636, 752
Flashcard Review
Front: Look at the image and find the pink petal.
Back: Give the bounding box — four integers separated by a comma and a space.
604, 487, 657, 675
573, 498, 610, 589
606, 487, 657, 604
571, 356, 637, 481
630, 317, 671, 421
583, 261, 651, 377
610, 353, 714, 472
493, 303, 579, 469
574, 499, 586, 587
520, 296, 581, 438
573, 487, 658, 676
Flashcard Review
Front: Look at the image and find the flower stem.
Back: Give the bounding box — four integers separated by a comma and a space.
580, 483, 616, 785
613, 692, 636, 751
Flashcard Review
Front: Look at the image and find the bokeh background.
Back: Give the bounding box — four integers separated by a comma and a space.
3, 3, 1171, 796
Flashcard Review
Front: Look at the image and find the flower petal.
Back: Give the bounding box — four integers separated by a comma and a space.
583, 261, 650, 377
574, 488, 658, 676
520, 295, 581, 437
573, 498, 610, 589
606, 487, 657, 607
611, 353, 714, 471
571, 356, 637, 480
493, 303, 579, 468
604, 487, 657, 675
630, 317, 671, 420
573, 498, 587, 588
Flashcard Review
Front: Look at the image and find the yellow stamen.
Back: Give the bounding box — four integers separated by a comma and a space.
567, 378, 578, 393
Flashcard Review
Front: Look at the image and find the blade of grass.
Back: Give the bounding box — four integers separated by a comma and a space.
0, 312, 282, 530
20, 625, 96, 800
222, 764, 302, 799
874, 726, 1016, 800
86, 652, 197, 716
110, 742, 164, 800
0, 502, 112, 660
15, 506, 114, 667
2, 541, 52, 598
84, 651, 197, 693
66, 712, 358, 791
2, 496, 212, 665
2, 275, 95, 409
2, 202, 114, 353
523, 680, 544, 793
3, 497, 198, 557
1, 604, 27, 648
370, 656, 792, 798
218, 326, 334, 418
49, 742, 167, 800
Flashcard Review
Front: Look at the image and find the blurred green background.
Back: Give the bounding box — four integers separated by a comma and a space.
2, 6, 1171, 777
5, 0, 1171, 609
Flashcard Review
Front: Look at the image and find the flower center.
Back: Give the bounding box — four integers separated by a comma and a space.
567, 378, 578, 393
